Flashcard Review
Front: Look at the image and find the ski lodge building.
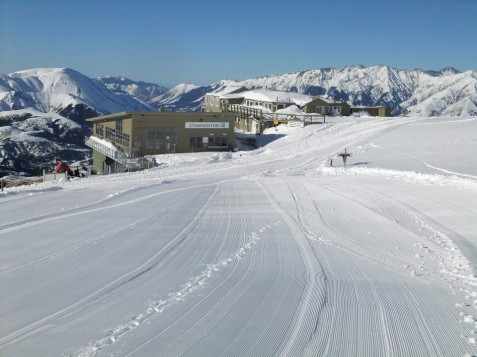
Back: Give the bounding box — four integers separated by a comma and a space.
86, 112, 235, 173
203, 87, 389, 133
204, 87, 350, 133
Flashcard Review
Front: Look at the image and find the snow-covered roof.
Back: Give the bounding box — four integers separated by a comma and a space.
240, 89, 313, 106
207, 86, 350, 107
317, 97, 336, 104
274, 105, 305, 115
88, 134, 117, 150
206, 87, 316, 106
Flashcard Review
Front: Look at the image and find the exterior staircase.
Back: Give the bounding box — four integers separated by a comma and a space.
85, 136, 144, 172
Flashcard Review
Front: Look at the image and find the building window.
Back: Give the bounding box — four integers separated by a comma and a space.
316, 106, 325, 114
221, 100, 227, 110
146, 128, 178, 152
189, 137, 203, 148
95, 123, 104, 136
116, 131, 130, 146
106, 127, 114, 141
207, 134, 228, 147
146, 128, 155, 149
133, 135, 141, 149
164, 128, 178, 153
116, 119, 123, 132
103, 125, 129, 146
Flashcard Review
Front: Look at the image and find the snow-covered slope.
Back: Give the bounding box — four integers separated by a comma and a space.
151, 83, 208, 111
2, 116, 477, 356
0, 68, 155, 116
0, 108, 89, 174
95, 76, 168, 107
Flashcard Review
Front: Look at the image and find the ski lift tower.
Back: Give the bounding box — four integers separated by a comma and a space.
337, 148, 352, 166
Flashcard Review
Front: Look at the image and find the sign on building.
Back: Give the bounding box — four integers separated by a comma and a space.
185, 122, 229, 129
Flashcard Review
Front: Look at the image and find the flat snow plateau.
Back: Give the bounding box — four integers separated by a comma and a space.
1, 116, 477, 357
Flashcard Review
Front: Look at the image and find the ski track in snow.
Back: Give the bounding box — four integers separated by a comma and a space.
0, 182, 216, 235
256, 170, 477, 356
308, 178, 477, 287
0, 184, 221, 349
0, 214, 155, 276
300, 177, 477, 355
71, 222, 275, 357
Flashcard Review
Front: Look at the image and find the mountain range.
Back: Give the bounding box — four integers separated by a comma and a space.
0, 65, 476, 175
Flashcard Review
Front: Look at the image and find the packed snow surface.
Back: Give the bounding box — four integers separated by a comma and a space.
1, 116, 477, 357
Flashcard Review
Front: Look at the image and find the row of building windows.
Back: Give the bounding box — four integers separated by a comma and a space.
244, 100, 286, 111
189, 135, 228, 149
146, 128, 179, 152
314, 106, 342, 114
204, 96, 220, 106
105, 127, 130, 147
96, 124, 130, 147
207, 98, 290, 111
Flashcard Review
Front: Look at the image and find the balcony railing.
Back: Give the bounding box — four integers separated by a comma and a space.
85, 136, 139, 165
227, 105, 264, 119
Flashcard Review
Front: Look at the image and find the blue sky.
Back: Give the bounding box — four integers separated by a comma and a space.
1, 0, 476, 87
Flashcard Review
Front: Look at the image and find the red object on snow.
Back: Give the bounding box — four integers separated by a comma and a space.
54, 162, 75, 176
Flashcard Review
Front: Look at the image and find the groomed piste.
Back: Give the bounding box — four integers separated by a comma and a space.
1, 115, 477, 357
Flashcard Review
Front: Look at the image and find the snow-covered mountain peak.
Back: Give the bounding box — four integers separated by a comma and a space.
8, 67, 88, 94
95, 75, 168, 104
170, 83, 200, 93
150, 83, 206, 111
1, 67, 156, 115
